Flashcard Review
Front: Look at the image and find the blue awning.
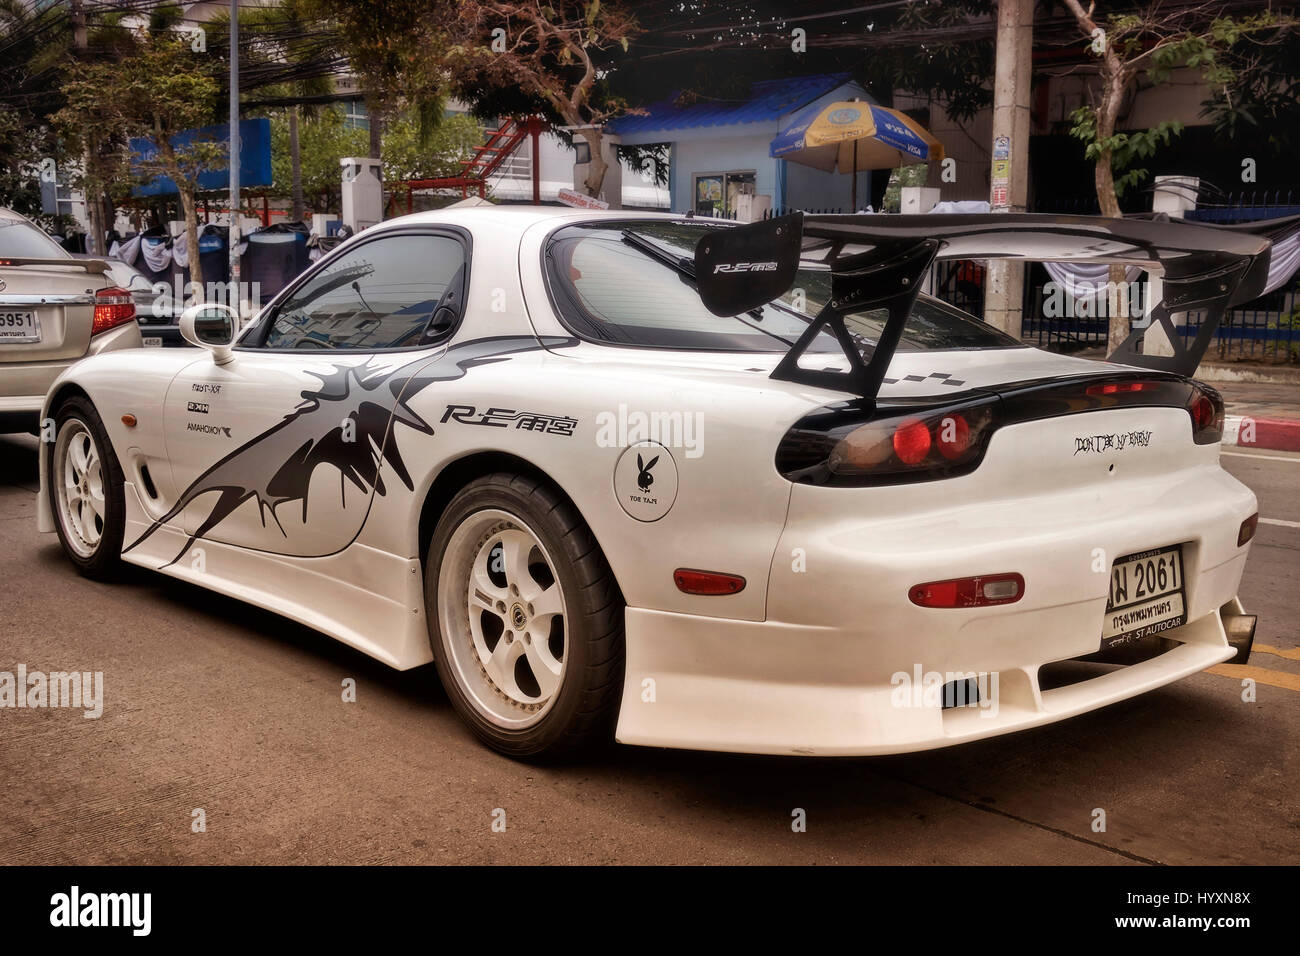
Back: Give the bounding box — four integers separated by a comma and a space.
608, 73, 853, 136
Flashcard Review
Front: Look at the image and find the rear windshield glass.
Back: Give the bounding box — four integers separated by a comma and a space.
0, 217, 68, 259
545, 220, 1022, 353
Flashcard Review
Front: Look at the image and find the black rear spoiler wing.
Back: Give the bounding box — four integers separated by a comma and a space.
692, 212, 1297, 397
0, 256, 111, 274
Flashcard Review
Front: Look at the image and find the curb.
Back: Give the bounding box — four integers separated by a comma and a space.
1197, 364, 1300, 387
1222, 415, 1300, 452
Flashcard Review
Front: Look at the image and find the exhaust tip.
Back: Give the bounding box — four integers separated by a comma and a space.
1222, 607, 1257, 664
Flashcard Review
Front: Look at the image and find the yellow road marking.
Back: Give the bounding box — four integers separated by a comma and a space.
1207, 663, 1300, 692
1253, 643, 1300, 661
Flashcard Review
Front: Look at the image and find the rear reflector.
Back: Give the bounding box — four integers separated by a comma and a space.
92, 287, 136, 335
674, 568, 746, 595
909, 572, 1024, 609
1238, 513, 1259, 547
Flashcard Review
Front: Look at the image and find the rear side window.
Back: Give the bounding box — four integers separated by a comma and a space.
259, 233, 466, 350
0, 217, 68, 259
545, 221, 1022, 353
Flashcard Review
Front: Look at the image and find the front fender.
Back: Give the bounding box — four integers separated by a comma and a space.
36, 348, 205, 535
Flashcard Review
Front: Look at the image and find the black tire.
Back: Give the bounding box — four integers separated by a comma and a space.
47, 396, 125, 579
425, 472, 624, 759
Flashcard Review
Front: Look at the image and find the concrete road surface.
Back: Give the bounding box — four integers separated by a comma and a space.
1, 432, 1296, 865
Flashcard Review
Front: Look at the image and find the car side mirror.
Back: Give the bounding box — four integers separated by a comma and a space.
179, 303, 240, 365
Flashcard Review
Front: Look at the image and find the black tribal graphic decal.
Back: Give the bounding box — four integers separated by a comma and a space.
126, 336, 573, 567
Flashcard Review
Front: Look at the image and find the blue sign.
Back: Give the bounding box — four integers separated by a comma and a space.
130, 118, 272, 197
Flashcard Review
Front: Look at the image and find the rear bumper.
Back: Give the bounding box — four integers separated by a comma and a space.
615, 458, 1256, 756
615, 605, 1238, 756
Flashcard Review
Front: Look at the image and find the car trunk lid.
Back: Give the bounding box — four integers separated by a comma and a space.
0, 258, 106, 363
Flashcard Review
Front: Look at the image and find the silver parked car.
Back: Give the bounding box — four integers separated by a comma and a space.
0, 208, 142, 432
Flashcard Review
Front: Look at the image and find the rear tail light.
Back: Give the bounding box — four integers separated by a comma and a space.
92, 287, 136, 335
780, 397, 1000, 486
1187, 383, 1223, 444
909, 573, 1024, 608
891, 418, 931, 464
1238, 513, 1259, 547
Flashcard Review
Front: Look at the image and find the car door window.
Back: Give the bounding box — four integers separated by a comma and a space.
258, 233, 466, 350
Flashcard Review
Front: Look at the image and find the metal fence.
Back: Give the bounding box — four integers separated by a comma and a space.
1021, 195, 1300, 362
1020, 265, 1300, 363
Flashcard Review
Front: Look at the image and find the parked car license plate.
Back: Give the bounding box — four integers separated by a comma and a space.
142, 336, 163, 348
1103, 545, 1186, 646
0, 310, 40, 343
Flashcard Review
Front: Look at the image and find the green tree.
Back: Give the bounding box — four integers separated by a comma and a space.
380, 112, 484, 182
1061, 1, 1295, 352
0, 0, 76, 228
270, 109, 368, 209
1063, 2, 1293, 219
59, 31, 224, 295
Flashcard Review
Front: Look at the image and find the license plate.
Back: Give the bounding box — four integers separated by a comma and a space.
0, 310, 40, 343
142, 336, 163, 348
1103, 545, 1187, 646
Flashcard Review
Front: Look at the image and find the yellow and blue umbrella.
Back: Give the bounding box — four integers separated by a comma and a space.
771, 100, 944, 209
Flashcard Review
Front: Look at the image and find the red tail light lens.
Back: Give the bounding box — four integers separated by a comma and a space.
934, 413, 971, 460
92, 287, 136, 335
892, 418, 931, 465
813, 398, 998, 485
909, 572, 1024, 608
1085, 381, 1151, 396
674, 568, 746, 595
1186, 383, 1224, 445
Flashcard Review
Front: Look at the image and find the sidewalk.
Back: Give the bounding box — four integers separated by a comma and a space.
1212, 379, 1300, 452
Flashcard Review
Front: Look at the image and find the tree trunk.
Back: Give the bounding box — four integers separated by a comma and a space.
1093, 74, 1127, 352
368, 103, 384, 162
84, 176, 103, 257
177, 185, 205, 303
289, 106, 304, 222
1094, 146, 1122, 218
102, 194, 115, 243
578, 127, 607, 199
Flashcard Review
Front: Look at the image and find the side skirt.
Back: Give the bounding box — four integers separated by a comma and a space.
120, 482, 431, 671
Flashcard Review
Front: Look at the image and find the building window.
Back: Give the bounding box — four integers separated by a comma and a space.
343, 99, 369, 132
693, 171, 755, 217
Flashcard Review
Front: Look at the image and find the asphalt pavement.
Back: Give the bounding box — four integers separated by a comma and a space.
0, 431, 1295, 865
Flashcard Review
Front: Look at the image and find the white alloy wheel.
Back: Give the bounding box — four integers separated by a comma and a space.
54, 418, 107, 558
438, 508, 569, 729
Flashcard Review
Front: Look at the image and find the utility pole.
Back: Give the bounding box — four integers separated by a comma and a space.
229, 0, 241, 303
69, 0, 100, 256
983, 0, 1034, 337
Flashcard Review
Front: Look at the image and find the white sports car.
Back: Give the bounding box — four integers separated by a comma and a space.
37, 206, 1278, 758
